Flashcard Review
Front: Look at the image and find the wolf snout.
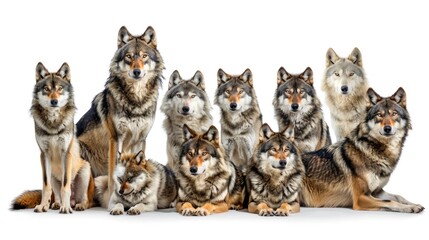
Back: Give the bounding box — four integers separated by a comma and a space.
119, 189, 124, 195
383, 125, 392, 134
230, 102, 237, 110
291, 103, 299, 111
182, 106, 190, 113
341, 85, 348, 94
133, 69, 141, 78
50, 99, 58, 106
190, 166, 198, 174
279, 160, 287, 167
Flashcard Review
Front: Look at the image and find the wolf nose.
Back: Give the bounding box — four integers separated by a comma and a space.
190, 166, 198, 174
341, 85, 348, 93
182, 106, 190, 113
133, 69, 141, 77
291, 103, 299, 111
119, 189, 124, 195
230, 103, 237, 109
279, 160, 287, 167
384, 126, 392, 134
50, 99, 58, 106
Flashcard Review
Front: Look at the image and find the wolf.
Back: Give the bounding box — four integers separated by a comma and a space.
161, 70, 213, 169
246, 123, 305, 216
322, 47, 369, 140
175, 124, 245, 216
94, 151, 177, 215
215, 68, 262, 171
12, 62, 94, 213
273, 67, 331, 153
76, 26, 165, 195
299, 87, 424, 213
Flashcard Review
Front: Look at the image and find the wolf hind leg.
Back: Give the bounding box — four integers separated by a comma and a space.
74, 161, 92, 211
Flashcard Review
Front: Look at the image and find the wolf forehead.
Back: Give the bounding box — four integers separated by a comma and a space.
260, 135, 297, 154
167, 82, 207, 99
216, 79, 252, 96
114, 41, 160, 63
367, 99, 408, 119
34, 77, 72, 92
180, 138, 219, 158
326, 60, 364, 77
276, 78, 314, 98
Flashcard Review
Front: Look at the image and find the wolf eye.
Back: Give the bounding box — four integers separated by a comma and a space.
270, 147, 277, 152
376, 112, 383, 118
117, 177, 123, 184
187, 151, 193, 157
334, 72, 340, 77
238, 89, 244, 94
43, 86, 50, 92
201, 152, 208, 156
125, 53, 132, 59
58, 86, 63, 92
392, 111, 398, 116
176, 93, 182, 98
190, 95, 196, 98
225, 90, 230, 94
349, 72, 355, 77
142, 54, 148, 58
300, 88, 305, 95
285, 89, 292, 95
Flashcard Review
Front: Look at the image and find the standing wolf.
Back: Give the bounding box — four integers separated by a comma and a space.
300, 87, 424, 213
322, 47, 369, 140
12, 63, 94, 213
273, 67, 331, 153
76, 26, 164, 195
161, 70, 213, 169
214, 68, 262, 171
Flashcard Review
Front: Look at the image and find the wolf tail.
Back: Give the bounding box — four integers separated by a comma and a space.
94, 175, 110, 208
11, 190, 44, 210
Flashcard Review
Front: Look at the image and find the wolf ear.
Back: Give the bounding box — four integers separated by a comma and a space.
183, 124, 197, 142
281, 124, 295, 142
348, 47, 363, 67
168, 70, 182, 89
202, 126, 219, 145
36, 62, 49, 82
240, 68, 253, 87
367, 88, 382, 106
277, 67, 289, 86
117, 26, 134, 49
390, 87, 407, 109
134, 150, 146, 165
300, 67, 313, 85
259, 123, 275, 142
191, 70, 205, 90
326, 48, 340, 67
56, 62, 71, 82
217, 68, 229, 86
141, 26, 157, 49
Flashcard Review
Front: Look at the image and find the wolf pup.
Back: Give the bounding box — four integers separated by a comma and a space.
246, 123, 304, 216
161, 70, 213, 169
175, 125, 245, 216
94, 151, 177, 215
322, 47, 369, 140
12, 63, 94, 213
274, 67, 331, 153
76, 26, 164, 195
300, 88, 424, 213
215, 68, 262, 171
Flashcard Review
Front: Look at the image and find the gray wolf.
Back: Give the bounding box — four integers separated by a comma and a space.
322, 47, 369, 140
76, 26, 165, 195
273, 67, 331, 152
300, 87, 424, 213
94, 151, 177, 215
215, 68, 262, 171
246, 123, 304, 216
12, 62, 94, 213
161, 70, 213, 169
175, 124, 245, 216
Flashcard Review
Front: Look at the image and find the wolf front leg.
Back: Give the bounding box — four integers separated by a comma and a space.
176, 202, 196, 216
59, 140, 74, 214
34, 152, 52, 213
194, 201, 229, 216
248, 202, 274, 216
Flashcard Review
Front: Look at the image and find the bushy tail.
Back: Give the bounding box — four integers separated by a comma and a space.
11, 190, 42, 210
94, 175, 110, 208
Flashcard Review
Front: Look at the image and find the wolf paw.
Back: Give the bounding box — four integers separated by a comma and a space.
74, 203, 87, 211
110, 208, 124, 215
408, 204, 425, 213
59, 205, 73, 214
51, 202, 61, 210
258, 208, 274, 216
195, 207, 210, 216
180, 207, 195, 216
230, 204, 243, 211
127, 207, 141, 215
274, 208, 290, 216
34, 204, 49, 213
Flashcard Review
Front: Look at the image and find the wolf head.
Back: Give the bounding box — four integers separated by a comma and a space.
274, 67, 315, 113
161, 70, 211, 118
366, 87, 410, 137
110, 26, 164, 82
114, 151, 150, 196
215, 68, 255, 113
179, 124, 223, 176
33, 62, 74, 109
323, 48, 367, 96
254, 123, 299, 171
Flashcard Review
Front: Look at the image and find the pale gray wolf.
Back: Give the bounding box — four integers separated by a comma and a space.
12, 62, 94, 213
175, 124, 245, 216
161, 70, 213, 169
322, 47, 369, 141
76, 26, 165, 195
300, 87, 424, 213
273, 67, 331, 153
246, 123, 304, 216
215, 68, 262, 171
94, 151, 177, 215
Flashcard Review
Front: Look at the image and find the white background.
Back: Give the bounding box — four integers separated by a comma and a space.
0, 0, 427, 239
